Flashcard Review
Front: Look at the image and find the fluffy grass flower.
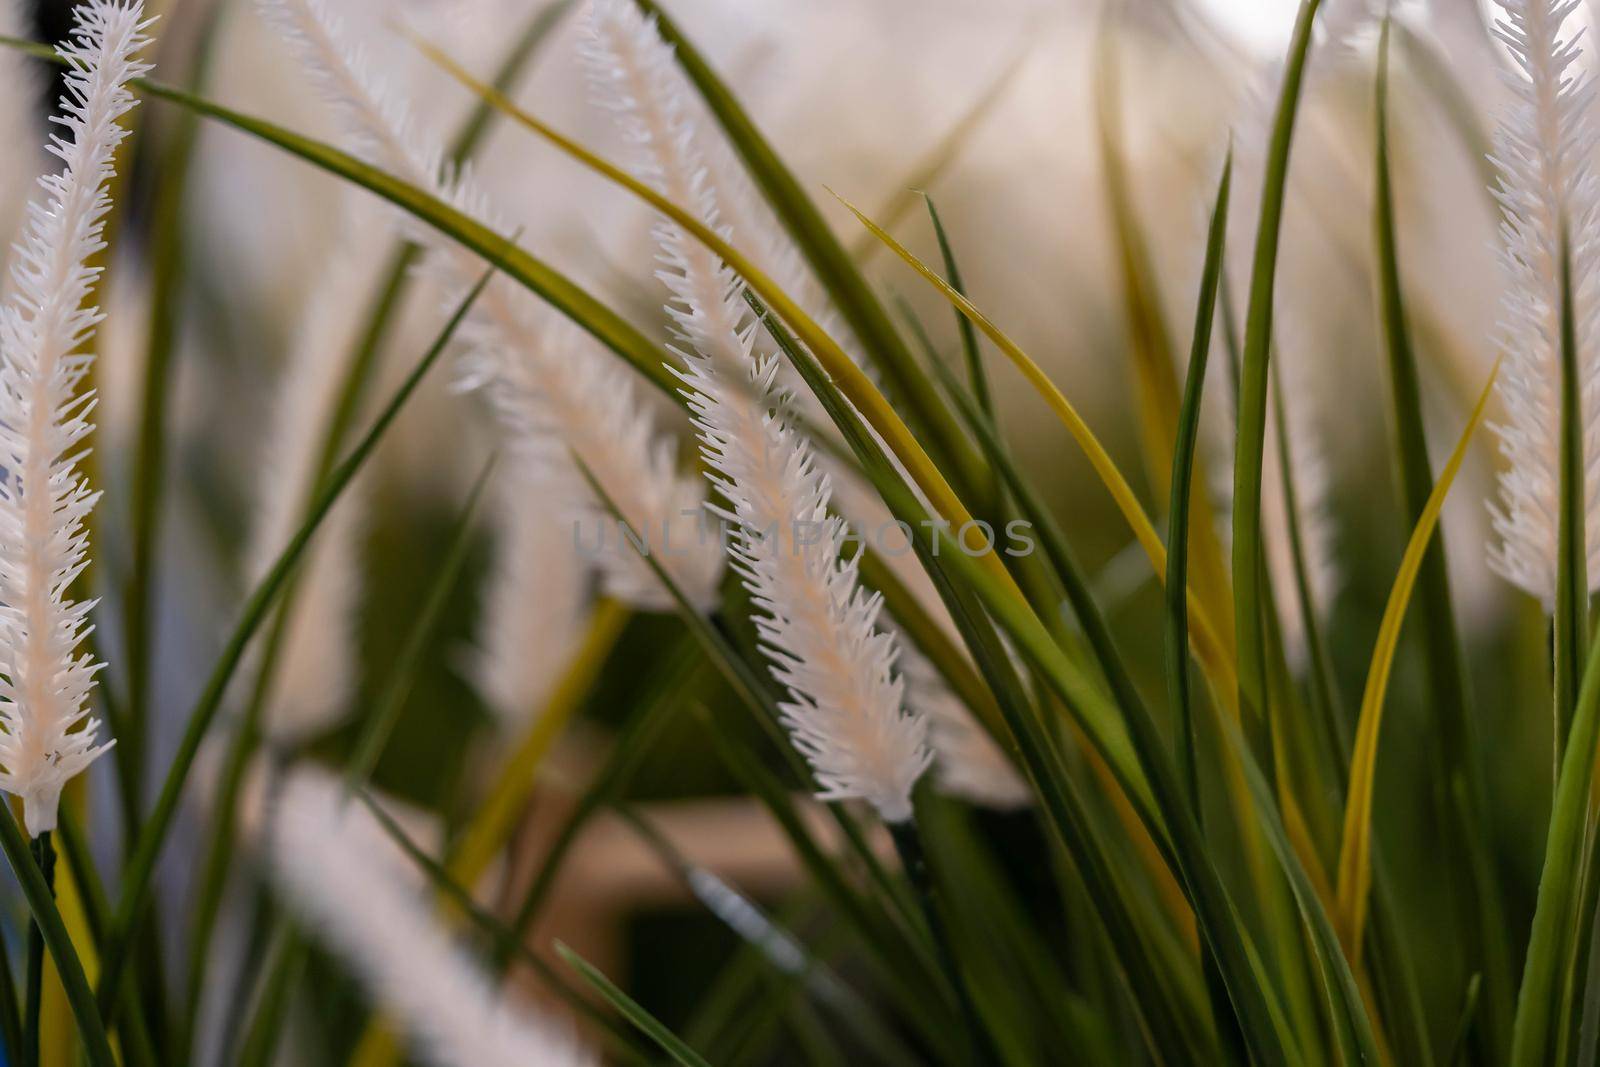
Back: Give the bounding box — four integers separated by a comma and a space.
258, 0, 723, 612
581, 0, 930, 821
270, 766, 593, 1067
0, 0, 151, 837
1485, 0, 1600, 606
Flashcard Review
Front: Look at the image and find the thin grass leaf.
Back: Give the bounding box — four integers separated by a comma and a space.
1334, 359, 1500, 963
556, 941, 713, 1067
1169, 149, 1231, 809
623, 0, 991, 503
1232, 0, 1324, 731
922, 196, 993, 430
0, 804, 112, 1067
94, 262, 497, 1021
1371, 19, 1513, 1054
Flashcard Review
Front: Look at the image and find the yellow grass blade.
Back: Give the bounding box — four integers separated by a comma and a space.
1334, 359, 1500, 962
839, 194, 1240, 708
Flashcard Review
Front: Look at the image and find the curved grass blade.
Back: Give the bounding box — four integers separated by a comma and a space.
623, 0, 990, 502
922, 196, 992, 429
839, 196, 1240, 710
1232, 0, 1324, 729
1334, 359, 1500, 964
1371, 20, 1512, 1054
95, 263, 498, 1020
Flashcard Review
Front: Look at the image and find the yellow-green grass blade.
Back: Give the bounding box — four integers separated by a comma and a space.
625, 0, 991, 503
1371, 21, 1511, 1057
1334, 359, 1499, 965
840, 195, 1242, 713
1232, 0, 1324, 734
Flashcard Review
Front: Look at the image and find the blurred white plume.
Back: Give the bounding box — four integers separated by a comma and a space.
270, 766, 594, 1067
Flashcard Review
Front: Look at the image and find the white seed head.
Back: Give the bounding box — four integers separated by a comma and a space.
1484, 0, 1600, 607
0, 0, 152, 836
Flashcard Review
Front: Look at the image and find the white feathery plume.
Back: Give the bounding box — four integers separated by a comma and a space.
580, 0, 929, 821
471, 458, 590, 730
0, 0, 151, 837
257, 0, 723, 612
0, 0, 41, 256
246, 231, 377, 744
1485, 0, 1600, 606
687, 353, 932, 822
270, 767, 594, 1067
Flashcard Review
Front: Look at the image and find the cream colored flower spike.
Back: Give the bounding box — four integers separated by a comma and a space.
0, 0, 153, 837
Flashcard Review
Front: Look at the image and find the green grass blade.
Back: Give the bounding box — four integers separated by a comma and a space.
922, 196, 992, 426
0, 806, 113, 1067
1232, 0, 1324, 731
95, 263, 497, 1020
1169, 149, 1231, 809
556, 941, 714, 1067
1371, 21, 1512, 1057
625, 0, 990, 501
1513, 587, 1600, 1066
1555, 229, 1588, 768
